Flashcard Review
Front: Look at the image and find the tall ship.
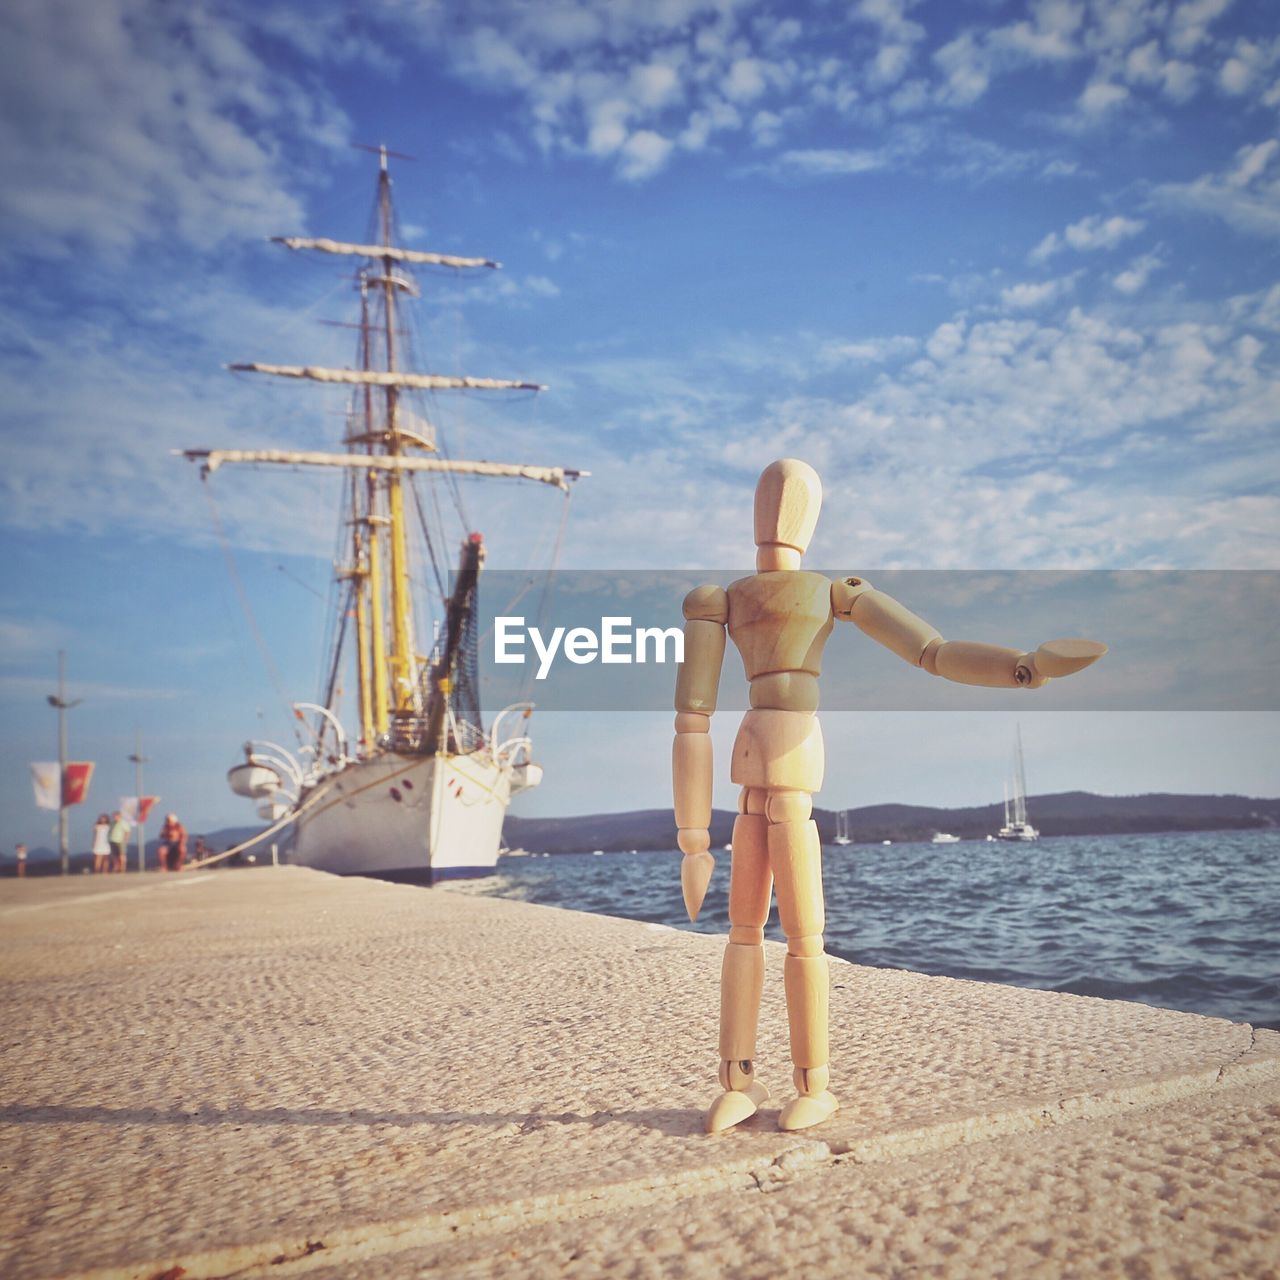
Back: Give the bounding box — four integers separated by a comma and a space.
997, 723, 1040, 842
183, 147, 585, 880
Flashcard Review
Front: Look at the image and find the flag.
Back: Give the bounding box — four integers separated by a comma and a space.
30, 762, 60, 811
121, 796, 159, 825
62, 762, 94, 807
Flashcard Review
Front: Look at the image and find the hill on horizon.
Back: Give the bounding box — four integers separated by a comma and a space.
503, 790, 1280, 854
14, 792, 1277, 871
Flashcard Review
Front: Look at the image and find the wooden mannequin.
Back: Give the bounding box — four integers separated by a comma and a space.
673, 459, 1106, 1133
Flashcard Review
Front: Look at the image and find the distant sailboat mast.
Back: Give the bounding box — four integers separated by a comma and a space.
1013, 724, 1029, 827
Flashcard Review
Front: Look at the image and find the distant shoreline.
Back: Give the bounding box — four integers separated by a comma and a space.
503, 791, 1280, 855
13, 791, 1278, 867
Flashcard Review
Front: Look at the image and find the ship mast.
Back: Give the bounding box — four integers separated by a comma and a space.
375, 146, 418, 722
183, 144, 587, 758
343, 276, 378, 747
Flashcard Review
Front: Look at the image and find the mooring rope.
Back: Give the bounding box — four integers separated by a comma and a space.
184, 784, 328, 870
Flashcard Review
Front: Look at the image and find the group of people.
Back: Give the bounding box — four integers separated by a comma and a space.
89, 812, 188, 872
10, 812, 196, 876
90, 812, 133, 873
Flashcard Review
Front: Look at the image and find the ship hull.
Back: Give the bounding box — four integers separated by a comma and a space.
288, 751, 510, 880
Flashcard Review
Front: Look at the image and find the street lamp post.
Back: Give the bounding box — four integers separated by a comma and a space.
129, 731, 148, 873
46, 650, 82, 877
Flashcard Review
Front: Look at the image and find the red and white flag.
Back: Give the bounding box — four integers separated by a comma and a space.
30, 762, 60, 811
62, 762, 94, 807
121, 796, 159, 825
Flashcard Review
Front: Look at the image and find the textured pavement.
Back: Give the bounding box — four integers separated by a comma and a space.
1, 865, 1276, 1279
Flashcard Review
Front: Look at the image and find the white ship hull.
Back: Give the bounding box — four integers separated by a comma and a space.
289, 751, 511, 880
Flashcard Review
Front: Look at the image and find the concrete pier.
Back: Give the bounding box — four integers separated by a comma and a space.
1, 866, 1276, 1278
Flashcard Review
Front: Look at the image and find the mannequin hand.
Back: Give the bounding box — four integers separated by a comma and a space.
1016, 638, 1108, 686
681, 849, 715, 922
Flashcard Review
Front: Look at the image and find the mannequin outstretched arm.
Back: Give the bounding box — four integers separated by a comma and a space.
831, 576, 1106, 688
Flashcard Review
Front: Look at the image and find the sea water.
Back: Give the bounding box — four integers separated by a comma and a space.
452, 829, 1280, 1030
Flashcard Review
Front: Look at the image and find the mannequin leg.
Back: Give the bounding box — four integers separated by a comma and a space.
706, 795, 773, 1132
767, 791, 838, 1131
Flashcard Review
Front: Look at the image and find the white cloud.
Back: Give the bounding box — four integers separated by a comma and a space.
523, 275, 562, 299
585, 101, 630, 157
366, 0, 1268, 190
989, 0, 1085, 63
933, 32, 992, 106
630, 61, 683, 111
1042, 158, 1084, 179
618, 130, 675, 181
1078, 79, 1131, 116
1124, 40, 1198, 100
678, 98, 742, 150
866, 42, 909, 88
1065, 213, 1146, 251
0, 0, 348, 258
723, 56, 769, 102
1167, 0, 1232, 56
8, 258, 1280, 581
444, 272, 564, 307
852, 0, 926, 44
1219, 54, 1253, 94
1153, 139, 1280, 238
1030, 213, 1146, 262
374, 0, 767, 182
852, 0, 927, 87
887, 77, 931, 114
1000, 275, 1079, 309
774, 148, 889, 176
0, 618, 66, 654
1227, 139, 1279, 187
818, 335, 920, 364
1112, 250, 1165, 294
0, 274, 348, 553
555, 272, 1280, 569
1217, 36, 1280, 97
749, 109, 785, 147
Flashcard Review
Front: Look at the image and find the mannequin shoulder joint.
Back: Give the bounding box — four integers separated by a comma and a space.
831, 575, 874, 619
683, 584, 729, 624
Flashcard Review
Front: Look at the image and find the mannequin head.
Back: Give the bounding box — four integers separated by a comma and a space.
754, 459, 821, 571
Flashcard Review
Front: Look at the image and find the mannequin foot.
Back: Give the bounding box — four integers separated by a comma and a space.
705, 1079, 769, 1133
778, 1065, 838, 1131
778, 1089, 838, 1131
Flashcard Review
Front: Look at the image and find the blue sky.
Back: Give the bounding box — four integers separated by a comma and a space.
1, 0, 1278, 853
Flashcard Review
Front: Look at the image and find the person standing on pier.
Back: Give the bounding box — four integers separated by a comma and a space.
108, 811, 129, 873
158, 813, 187, 872
91, 815, 111, 874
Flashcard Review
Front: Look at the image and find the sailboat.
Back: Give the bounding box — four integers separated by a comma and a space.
184, 147, 586, 881
997, 724, 1039, 842
833, 810, 852, 846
